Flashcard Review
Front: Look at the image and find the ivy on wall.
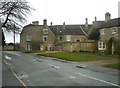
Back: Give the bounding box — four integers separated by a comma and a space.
106, 40, 112, 54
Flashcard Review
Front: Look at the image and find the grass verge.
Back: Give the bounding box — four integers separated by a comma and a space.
39, 52, 112, 62
24, 50, 43, 53
103, 63, 120, 69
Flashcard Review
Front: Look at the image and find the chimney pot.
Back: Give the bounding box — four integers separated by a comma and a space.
43, 19, 47, 25
105, 12, 111, 22
63, 22, 65, 29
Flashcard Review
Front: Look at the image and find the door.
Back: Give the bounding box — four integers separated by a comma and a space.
48, 44, 52, 51
40, 45, 44, 50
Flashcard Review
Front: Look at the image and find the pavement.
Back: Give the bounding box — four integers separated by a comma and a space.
2, 51, 120, 87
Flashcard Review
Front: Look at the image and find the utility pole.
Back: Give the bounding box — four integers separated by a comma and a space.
14, 24, 15, 51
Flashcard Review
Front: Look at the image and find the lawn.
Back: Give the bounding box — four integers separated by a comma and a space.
103, 63, 120, 69
24, 50, 43, 53
39, 52, 112, 62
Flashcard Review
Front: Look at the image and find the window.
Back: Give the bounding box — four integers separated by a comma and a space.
59, 36, 62, 42
43, 36, 47, 42
99, 42, 102, 48
76, 40, 80, 42
26, 44, 32, 50
66, 35, 71, 41
103, 42, 106, 48
43, 29, 48, 34
101, 29, 106, 35
27, 34, 31, 41
98, 42, 106, 50
112, 27, 117, 34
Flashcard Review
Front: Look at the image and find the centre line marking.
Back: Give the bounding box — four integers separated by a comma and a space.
48, 64, 60, 69
76, 72, 120, 87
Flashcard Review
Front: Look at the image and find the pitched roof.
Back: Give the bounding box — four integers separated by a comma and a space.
97, 18, 120, 29
49, 25, 92, 36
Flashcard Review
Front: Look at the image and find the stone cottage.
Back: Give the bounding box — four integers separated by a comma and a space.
89, 12, 120, 54
98, 12, 120, 54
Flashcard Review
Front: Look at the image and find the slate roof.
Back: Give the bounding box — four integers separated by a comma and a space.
98, 18, 120, 29
49, 25, 92, 36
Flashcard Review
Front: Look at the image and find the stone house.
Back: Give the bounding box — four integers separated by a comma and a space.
20, 12, 119, 53
90, 12, 120, 54
98, 17, 120, 54
20, 19, 55, 51
20, 19, 94, 52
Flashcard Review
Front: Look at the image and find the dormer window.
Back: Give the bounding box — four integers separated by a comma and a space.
112, 27, 117, 34
101, 29, 106, 35
27, 34, 31, 41
43, 29, 48, 34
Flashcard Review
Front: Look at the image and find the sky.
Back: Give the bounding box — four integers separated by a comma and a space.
5, 0, 119, 43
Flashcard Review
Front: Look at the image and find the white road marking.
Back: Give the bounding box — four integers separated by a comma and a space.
76, 72, 120, 87
5, 55, 12, 60
69, 76, 76, 79
48, 64, 60, 69
27, 80, 32, 85
6, 52, 20, 56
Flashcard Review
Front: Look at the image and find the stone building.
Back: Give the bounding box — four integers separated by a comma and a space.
20, 18, 94, 52
20, 19, 55, 51
98, 13, 120, 54
89, 12, 120, 54
20, 12, 119, 54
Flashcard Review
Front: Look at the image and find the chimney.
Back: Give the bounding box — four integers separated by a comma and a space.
63, 22, 65, 29
85, 18, 88, 31
32, 21, 39, 25
43, 19, 47, 25
95, 16, 97, 21
105, 12, 111, 22
50, 22, 53, 26
85, 18, 88, 25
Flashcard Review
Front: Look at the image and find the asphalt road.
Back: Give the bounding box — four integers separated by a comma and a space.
2, 62, 23, 87
2, 51, 120, 87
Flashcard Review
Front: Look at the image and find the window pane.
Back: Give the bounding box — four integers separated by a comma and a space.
99, 42, 102, 48
27, 34, 31, 41
76, 40, 80, 42
66, 35, 71, 41
43, 36, 47, 42
103, 42, 105, 48
59, 37, 62, 42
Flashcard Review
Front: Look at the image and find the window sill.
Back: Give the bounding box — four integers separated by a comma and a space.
112, 32, 117, 34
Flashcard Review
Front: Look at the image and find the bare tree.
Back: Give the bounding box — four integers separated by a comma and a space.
0, 0, 35, 50
1, 1, 35, 31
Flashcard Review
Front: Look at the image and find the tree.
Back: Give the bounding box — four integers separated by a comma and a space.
1, 1, 34, 31
0, 1, 35, 50
88, 29, 100, 40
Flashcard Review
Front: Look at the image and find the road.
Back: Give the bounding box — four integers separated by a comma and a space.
2, 51, 120, 87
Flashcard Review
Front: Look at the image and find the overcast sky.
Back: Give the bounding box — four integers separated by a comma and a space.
5, 0, 119, 43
